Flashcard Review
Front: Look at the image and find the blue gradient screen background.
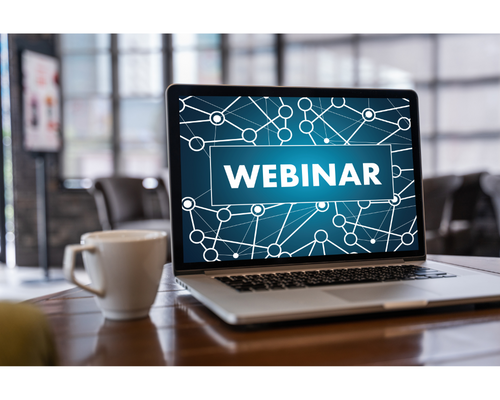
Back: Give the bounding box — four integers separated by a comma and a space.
177, 95, 419, 264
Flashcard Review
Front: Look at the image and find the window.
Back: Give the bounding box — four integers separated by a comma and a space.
60, 34, 113, 187
227, 34, 277, 85
60, 34, 500, 184
60, 34, 226, 188
283, 34, 500, 177
172, 34, 222, 84
117, 34, 165, 178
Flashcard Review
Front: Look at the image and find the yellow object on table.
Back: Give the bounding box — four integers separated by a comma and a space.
0, 301, 58, 366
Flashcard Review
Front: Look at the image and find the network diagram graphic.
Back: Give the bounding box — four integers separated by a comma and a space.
178, 94, 419, 263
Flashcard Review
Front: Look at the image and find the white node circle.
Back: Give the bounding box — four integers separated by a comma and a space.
344, 232, 358, 246
179, 99, 186, 112
251, 204, 265, 217
300, 120, 314, 134
331, 97, 346, 108
358, 200, 371, 210
324, 138, 330, 144
333, 214, 346, 228
203, 248, 218, 262
278, 127, 292, 142
398, 117, 411, 131
233, 253, 239, 259
392, 165, 402, 178
298, 97, 313, 112
189, 229, 205, 244
217, 208, 232, 222
390, 193, 401, 207
242, 128, 257, 143
278, 105, 293, 119
182, 197, 196, 211
314, 230, 328, 243
402, 232, 414, 246
267, 243, 282, 258
370, 238, 376, 244
362, 108, 376, 122
316, 202, 329, 212
189, 136, 205, 152
210, 111, 225, 126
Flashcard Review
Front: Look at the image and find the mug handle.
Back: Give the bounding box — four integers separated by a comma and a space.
63, 244, 104, 297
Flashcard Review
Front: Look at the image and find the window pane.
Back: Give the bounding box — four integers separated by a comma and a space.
173, 34, 197, 49
438, 34, 500, 80
198, 34, 220, 49
118, 98, 165, 177
118, 34, 162, 51
284, 42, 355, 87
173, 33, 220, 49
60, 34, 110, 52
172, 34, 221, 84
228, 49, 276, 85
62, 54, 111, 96
119, 148, 164, 178
173, 49, 221, 84
229, 34, 275, 48
63, 143, 113, 179
227, 34, 276, 85
118, 53, 163, 96
438, 82, 500, 134
358, 35, 433, 88
420, 138, 435, 178
437, 138, 500, 175
285, 34, 352, 43
63, 98, 113, 179
63, 98, 112, 140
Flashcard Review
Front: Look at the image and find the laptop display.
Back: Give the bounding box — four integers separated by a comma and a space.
166, 85, 425, 273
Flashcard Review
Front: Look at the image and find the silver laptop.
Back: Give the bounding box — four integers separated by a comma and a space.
165, 84, 500, 325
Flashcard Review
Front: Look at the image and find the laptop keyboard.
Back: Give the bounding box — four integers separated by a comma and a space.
215, 265, 456, 292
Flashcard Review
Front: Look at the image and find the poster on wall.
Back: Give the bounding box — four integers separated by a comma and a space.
21, 49, 61, 152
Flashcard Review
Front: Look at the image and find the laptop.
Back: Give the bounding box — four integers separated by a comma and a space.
165, 83, 500, 325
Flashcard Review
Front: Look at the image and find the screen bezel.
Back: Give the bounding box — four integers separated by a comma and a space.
166, 84, 426, 275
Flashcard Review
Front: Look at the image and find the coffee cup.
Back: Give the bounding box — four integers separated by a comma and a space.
63, 230, 167, 321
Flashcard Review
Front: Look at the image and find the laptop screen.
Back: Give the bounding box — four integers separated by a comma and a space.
166, 85, 425, 273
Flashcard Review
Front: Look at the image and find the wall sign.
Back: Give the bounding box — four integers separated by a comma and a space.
21, 49, 61, 152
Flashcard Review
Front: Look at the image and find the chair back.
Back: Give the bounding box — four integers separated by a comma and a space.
423, 174, 462, 232
92, 177, 146, 230
480, 174, 500, 234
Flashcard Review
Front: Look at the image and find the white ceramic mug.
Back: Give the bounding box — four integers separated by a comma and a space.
63, 230, 167, 321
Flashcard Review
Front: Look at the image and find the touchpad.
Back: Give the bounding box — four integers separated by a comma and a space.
325, 284, 435, 303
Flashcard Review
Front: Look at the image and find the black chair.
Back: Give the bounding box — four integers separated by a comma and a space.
446, 172, 499, 256
89, 177, 171, 261
480, 173, 500, 255
423, 174, 462, 254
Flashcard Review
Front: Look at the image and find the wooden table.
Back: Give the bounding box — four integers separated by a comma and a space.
31, 255, 500, 366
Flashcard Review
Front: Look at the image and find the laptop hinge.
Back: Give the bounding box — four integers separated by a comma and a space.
404, 255, 426, 262
202, 258, 413, 276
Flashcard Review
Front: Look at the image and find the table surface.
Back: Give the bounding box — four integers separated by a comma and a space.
31, 255, 500, 366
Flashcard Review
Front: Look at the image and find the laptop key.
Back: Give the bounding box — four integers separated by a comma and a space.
235, 287, 252, 292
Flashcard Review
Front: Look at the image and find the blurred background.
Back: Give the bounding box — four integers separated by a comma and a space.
2, 33, 500, 269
